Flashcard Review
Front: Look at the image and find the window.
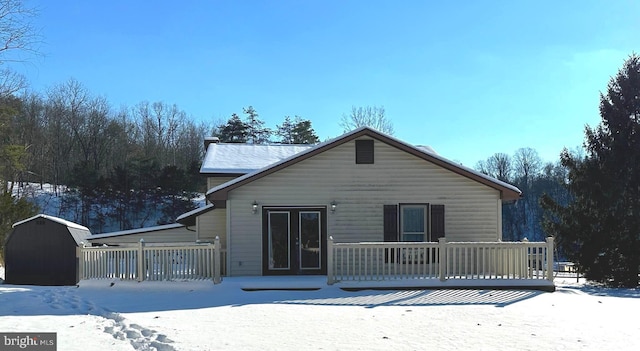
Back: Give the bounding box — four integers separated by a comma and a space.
384, 203, 445, 243
400, 205, 428, 241
355, 140, 374, 164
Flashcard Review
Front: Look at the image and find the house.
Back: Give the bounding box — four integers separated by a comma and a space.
176, 127, 522, 277
4, 214, 90, 285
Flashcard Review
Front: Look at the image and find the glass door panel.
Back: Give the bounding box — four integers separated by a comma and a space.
268, 212, 290, 270
299, 211, 321, 270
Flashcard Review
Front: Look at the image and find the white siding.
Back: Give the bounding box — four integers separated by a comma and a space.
226, 138, 502, 276
196, 208, 227, 248
199, 176, 237, 249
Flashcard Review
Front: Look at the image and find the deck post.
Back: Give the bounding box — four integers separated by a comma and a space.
327, 236, 334, 285
214, 236, 222, 284
77, 243, 84, 281
438, 237, 447, 282
546, 236, 555, 281
137, 239, 145, 282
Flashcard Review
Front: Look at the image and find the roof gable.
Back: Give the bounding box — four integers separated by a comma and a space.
205, 127, 522, 201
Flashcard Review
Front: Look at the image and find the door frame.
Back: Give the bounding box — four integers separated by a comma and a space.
261, 206, 327, 276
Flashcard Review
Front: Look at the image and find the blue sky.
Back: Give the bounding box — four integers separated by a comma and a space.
16, 0, 640, 166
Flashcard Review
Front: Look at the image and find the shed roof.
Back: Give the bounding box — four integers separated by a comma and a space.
200, 143, 313, 174
12, 214, 90, 231
206, 127, 522, 201
9, 214, 90, 246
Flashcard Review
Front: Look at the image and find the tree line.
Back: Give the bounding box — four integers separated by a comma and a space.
474, 148, 571, 243
0, 78, 328, 233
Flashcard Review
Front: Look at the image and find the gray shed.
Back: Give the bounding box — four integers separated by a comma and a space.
4, 214, 90, 286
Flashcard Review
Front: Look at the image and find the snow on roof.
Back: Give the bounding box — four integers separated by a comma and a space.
90, 223, 186, 239
89, 223, 184, 239
176, 203, 215, 225
206, 127, 522, 198
415, 145, 437, 154
200, 143, 313, 174
12, 214, 90, 231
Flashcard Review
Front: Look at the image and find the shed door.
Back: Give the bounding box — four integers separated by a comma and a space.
262, 208, 327, 275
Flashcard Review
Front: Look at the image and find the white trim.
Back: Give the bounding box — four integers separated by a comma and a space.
497, 199, 503, 240
176, 203, 215, 223
226, 199, 232, 275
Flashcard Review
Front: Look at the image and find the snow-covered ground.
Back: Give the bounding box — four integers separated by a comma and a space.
0, 267, 638, 351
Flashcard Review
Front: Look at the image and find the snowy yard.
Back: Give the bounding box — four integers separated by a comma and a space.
0, 268, 638, 351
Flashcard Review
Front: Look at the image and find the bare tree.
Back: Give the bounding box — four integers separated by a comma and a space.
339, 105, 394, 135
480, 153, 512, 182
513, 147, 541, 184
0, 0, 41, 96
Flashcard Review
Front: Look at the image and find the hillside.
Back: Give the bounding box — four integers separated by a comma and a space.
11, 182, 204, 234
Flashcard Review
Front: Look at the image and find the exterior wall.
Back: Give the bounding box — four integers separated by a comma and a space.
200, 176, 236, 249
88, 226, 195, 245
225, 138, 502, 276
196, 208, 227, 248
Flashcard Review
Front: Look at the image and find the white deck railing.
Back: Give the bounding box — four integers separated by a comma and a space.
327, 237, 554, 284
77, 237, 224, 283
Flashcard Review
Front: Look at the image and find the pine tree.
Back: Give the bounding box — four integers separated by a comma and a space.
0, 192, 38, 262
243, 106, 271, 144
276, 116, 295, 143
276, 116, 319, 144
217, 113, 249, 143
291, 117, 320, 144
541, 54, 640, 287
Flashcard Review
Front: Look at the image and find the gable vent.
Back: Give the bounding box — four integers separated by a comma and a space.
355, 139, 374, 164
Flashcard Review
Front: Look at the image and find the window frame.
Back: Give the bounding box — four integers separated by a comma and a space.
399, 203, 429, 242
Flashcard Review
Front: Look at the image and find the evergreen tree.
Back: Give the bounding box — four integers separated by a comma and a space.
217, 113, 248, 143
291, 117, 320, 144
276, 116, 295, 144
541, 54, 640, 287
277, 116, 319, 144
0, 192, 38, 262
243, 106, 271, 144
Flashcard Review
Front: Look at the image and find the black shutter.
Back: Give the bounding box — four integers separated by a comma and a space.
356, 140, 374, 164
431, 204, 445, 240
383, 205, 398, 241
383, 205, 398, 263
